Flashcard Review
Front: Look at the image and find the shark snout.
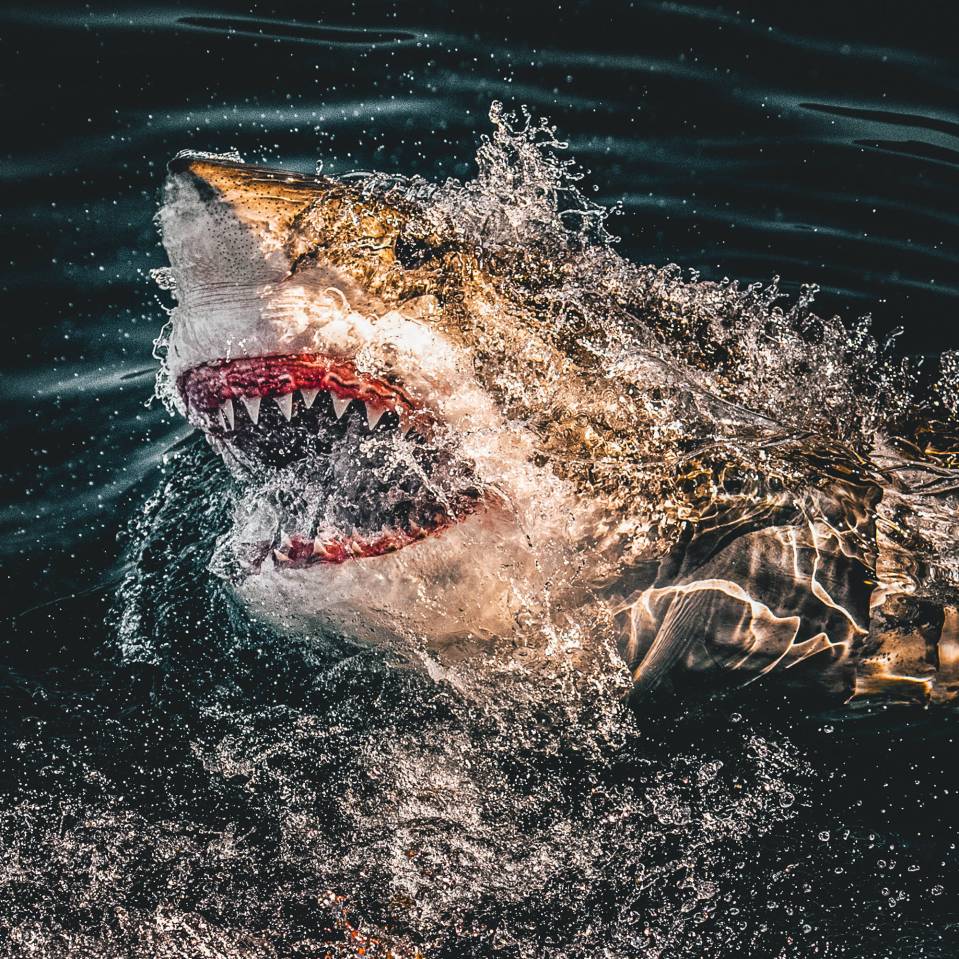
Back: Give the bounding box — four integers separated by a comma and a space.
165, 152, 331, 240
160, 155, 391, 384
160, 153, 486, 424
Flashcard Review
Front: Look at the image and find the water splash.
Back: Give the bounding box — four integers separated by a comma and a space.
365, 103, 940, 445
53, 102, 959, 957
6, 434, 815, 955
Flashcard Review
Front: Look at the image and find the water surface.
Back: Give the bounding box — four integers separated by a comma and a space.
2, 2, 959, 956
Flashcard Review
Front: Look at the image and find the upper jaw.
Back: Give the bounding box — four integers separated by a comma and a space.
178, 352, 424, 438
169, 283, 488, 441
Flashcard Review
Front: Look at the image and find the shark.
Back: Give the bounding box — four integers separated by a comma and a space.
157, 128, 959, 706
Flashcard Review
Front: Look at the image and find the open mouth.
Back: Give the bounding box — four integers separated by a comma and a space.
178, 353, 483, 568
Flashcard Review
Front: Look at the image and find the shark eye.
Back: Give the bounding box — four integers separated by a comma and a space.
394, 234, 438, 269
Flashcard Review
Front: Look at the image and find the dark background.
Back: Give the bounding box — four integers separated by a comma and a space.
1, 3, 959, 956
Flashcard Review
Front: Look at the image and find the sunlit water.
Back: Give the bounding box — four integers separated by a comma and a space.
3, 4, 959, 957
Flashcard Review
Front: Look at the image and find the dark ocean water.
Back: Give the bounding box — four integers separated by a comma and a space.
2, 2, 959, 956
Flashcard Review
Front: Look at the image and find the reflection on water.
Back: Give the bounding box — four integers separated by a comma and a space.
2, 2, 959, 956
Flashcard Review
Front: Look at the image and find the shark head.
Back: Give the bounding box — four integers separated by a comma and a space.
158, 152, 644, 664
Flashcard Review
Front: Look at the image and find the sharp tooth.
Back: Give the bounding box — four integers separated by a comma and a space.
300, 388, 319, 409
241, 395, 261, 426
274, 393, 294, 421
398, 416, 412, 439
217, 409, 229, 431
331, 395, 351, 420
221, 398, 235, 430
365, 402, 385, 430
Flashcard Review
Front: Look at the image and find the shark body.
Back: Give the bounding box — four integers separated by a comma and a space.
158, 141, 959, 705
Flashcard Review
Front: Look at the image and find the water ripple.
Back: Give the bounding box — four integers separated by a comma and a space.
176, 16, 418, 46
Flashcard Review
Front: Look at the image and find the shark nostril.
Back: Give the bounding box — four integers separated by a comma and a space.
166, 151, 201, 177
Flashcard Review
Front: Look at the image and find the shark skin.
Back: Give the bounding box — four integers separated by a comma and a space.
158, 152, 959, 705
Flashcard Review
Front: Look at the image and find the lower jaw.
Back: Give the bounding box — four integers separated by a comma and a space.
266, 511, 476, 569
